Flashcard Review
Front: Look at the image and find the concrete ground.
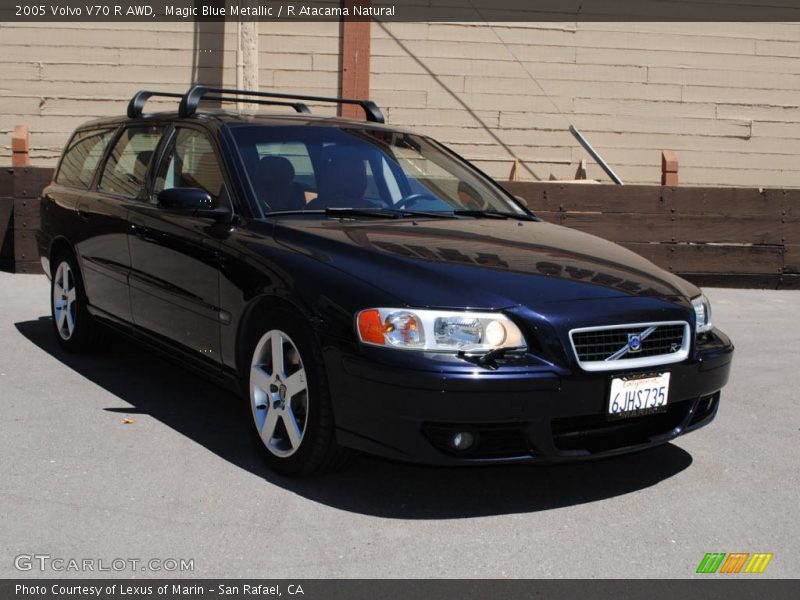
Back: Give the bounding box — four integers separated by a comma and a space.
0, 272, 797, 579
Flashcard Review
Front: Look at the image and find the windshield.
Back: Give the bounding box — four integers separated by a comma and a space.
230, 125, 527, 216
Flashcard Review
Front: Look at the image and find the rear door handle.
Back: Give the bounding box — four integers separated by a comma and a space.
76, 203, 89, 220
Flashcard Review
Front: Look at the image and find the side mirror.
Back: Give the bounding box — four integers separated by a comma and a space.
157, 187, 231, 222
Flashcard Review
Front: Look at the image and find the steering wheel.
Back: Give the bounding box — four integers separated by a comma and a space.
393, 193, 443, 210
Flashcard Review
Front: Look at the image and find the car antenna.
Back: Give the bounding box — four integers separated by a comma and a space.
464, 0, 625, 185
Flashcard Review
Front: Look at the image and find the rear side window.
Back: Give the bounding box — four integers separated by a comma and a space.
56, 129, 116, 189
99, 126, 164, 197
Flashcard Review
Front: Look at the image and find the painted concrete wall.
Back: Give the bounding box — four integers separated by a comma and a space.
2, 20, 800, 187
372, 22, 800, 186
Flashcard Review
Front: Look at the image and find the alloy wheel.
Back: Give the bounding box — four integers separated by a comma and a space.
249, 329, 309, 457
53, 261, 77, 340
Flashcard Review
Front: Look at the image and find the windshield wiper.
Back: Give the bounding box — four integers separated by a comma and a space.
453, 209, 536, 221
266, 208, 401, 219
325, 207, 403, 219
396, 209, 457, 219
267, 207, 458, 220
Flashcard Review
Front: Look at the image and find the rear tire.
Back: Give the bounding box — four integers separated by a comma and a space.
50, 251, 106, 352
243, 308, 353, 476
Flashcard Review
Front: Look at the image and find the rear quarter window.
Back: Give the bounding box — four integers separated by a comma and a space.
56, 128, 117, 189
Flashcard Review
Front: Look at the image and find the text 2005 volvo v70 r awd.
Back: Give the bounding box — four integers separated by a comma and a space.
37, 87, 733, 475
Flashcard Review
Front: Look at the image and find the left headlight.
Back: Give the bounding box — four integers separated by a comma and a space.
691, 294, 713, 334
356, 308, 526, 353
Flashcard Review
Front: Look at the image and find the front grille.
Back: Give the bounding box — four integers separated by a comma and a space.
570, 321, 689, 371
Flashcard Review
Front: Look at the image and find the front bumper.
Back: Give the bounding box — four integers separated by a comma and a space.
326, 329, 733, 465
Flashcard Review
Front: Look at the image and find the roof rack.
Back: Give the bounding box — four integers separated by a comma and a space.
127, 89, 310, 119
178, 85, 385, 124
201, 93, 310, 115
127, 90, 184, 119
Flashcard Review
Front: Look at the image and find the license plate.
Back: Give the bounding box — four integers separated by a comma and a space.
608, 372, 670, 418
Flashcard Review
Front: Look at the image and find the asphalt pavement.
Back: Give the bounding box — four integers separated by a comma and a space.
0, 272, 797, 578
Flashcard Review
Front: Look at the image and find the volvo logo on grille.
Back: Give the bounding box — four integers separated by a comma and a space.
627, 333, 643, 353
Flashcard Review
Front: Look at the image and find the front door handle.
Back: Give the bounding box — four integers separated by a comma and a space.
129, 220, 148, 238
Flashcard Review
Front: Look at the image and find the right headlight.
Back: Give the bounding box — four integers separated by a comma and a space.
356, 308, 526, 354
691, 294, 713, 334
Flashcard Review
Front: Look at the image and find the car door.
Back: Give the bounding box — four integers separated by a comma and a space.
78, 125, 164, 324
127, 126, 228, 364
43, 127, 117, 288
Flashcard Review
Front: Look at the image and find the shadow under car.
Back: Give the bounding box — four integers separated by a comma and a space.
15, 316, 694, 520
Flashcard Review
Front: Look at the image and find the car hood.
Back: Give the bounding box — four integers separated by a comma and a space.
273, 217, 700, 309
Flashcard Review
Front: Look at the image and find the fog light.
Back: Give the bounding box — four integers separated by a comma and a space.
451, 431, 475, 451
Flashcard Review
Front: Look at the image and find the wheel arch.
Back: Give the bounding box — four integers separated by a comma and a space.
48, 235, 76, 265
234, 293, 320, 379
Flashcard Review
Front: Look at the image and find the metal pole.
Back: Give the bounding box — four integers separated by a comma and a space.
569, 125, 624, 185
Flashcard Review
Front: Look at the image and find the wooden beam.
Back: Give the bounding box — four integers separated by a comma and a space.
339, 0, 371, 120
11, 125, 30, 167
661, 150, 679, 186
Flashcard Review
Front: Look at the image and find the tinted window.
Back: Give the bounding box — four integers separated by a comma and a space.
56, 129, 116, 189
154, 128, 227, 207
231, 126, 524, 215
255, 141, 315, 188
99, 126, 164, 197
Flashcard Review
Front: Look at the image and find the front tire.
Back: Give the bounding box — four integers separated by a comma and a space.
50, 251, 105, 352
244, 309, 353, 476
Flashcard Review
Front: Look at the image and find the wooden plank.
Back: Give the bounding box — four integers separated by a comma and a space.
503, 181, 564, 212
0, 169, 13, 197
10, 168, 49, 275
683, 273, 799, 290
13, 167, 53, 199
619, 242, 672, 270
531, 210, 562, 225
665, 186, 770, 216
13, 228, 40, 265
784, 245, 800, 274
772, 189, 800, 245
14, 260, 43, 275
670, 244, 783, 275
0, 197, 13, 266
674, 214, 783, 244
564, 212, 673, 243
504, 181, 667, 214
13, 197, 40, 231
622, 243, 784, 275
682, 273, 785, 290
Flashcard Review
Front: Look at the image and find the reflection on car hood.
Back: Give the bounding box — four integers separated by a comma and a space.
273, 218, 700, 309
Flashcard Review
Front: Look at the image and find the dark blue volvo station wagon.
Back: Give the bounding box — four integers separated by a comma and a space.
37, 87, 734, 475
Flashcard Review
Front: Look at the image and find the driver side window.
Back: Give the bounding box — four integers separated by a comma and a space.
154, 128, 228, 207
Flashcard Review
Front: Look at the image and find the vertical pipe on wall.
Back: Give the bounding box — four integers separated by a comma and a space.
236, 6, 260, 110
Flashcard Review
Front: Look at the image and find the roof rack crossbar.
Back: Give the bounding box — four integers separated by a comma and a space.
202, 95, 310, 114
179, 85, 385, 123
127, 90, 184, 119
